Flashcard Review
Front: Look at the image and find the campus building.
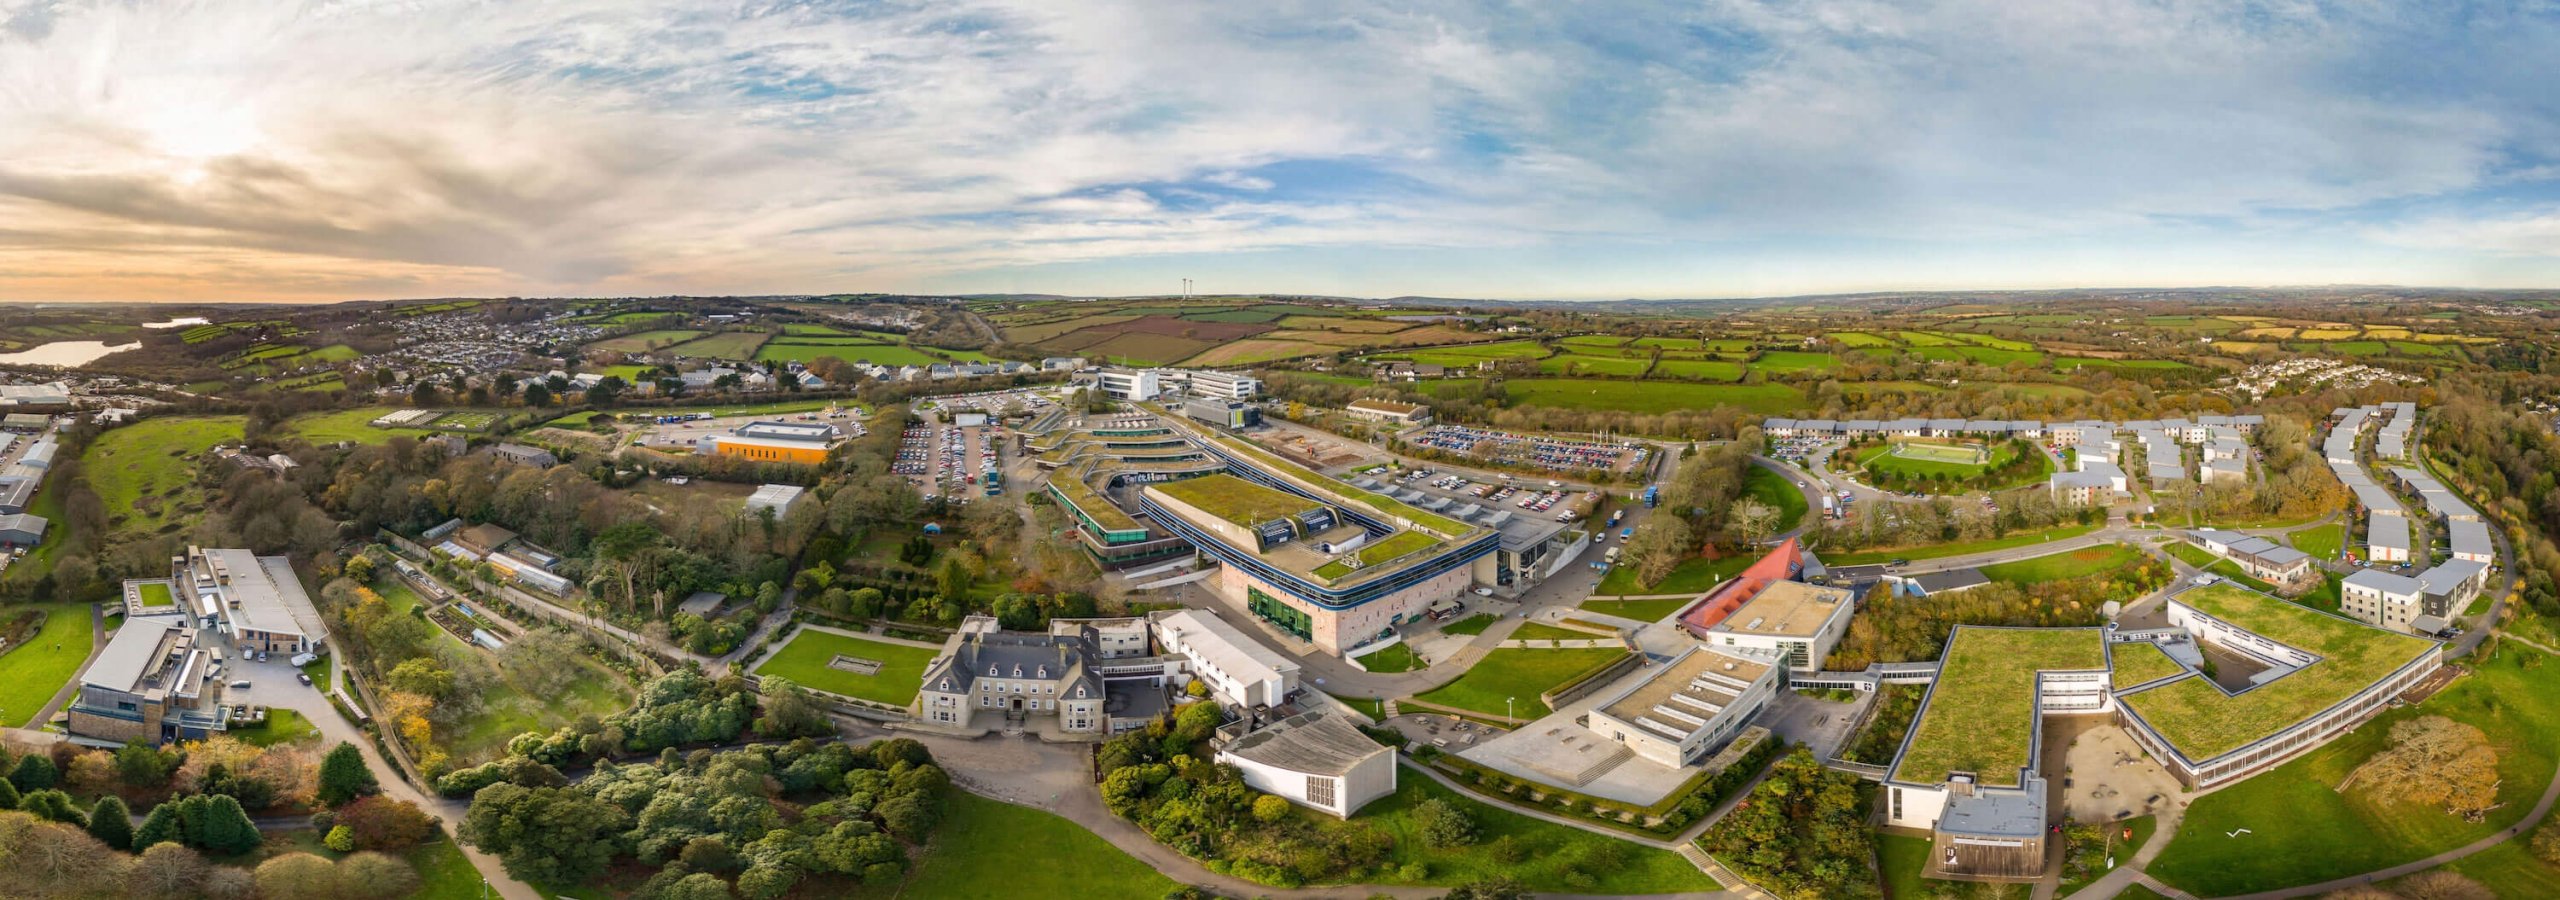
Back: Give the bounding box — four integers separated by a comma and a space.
700, 420, 839, 465
1678, 539, 1856, 672
1183, 370, 1263, 400
1344, 399, 1432, 425
913, 622, 1112, 734
67, 617, 230, 747
1883, 627, 2111, 883
1214, 710, 1396, 818
2186, 529, 2314, 581
1151, 608, 1300, 708
185, 547, 328, 655
1584, 645, 1781, 768
1095, 369, 1163, 401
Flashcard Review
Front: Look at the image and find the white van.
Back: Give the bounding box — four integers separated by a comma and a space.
289, 652, 319, 668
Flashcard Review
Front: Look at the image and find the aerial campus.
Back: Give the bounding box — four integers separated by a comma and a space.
7, 4, 2560, 900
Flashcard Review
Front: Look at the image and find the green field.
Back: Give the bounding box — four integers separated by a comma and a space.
1742, 466, 1809, 533
2419, 838, 2560, 899
1649, 358, 1747, 380
1828, 331, 1896, 348
1978, 543, 2142, 585
752, 629, 939, 705
85, 415, 247, 540
2150, 643, 2560, 895
1595, 552, 1755, 595
1577, 597, 1694, 622
1824, 523, 2102, 566
665, 331, 774, 359
587, 329, 706, 353
1749, 350, 1840, 373
283, 407, 433, 445
1370, 340, 1553, 367
0, 603, 94, 727
756, 341, 950, 366
2288, 523, 2344, 559
844, 791, 1178, 899
1358, 642, 1426, 673
1413, 647, 1627, 720
136, 581, 175, 608
1498, 379, 1803, 415
235, 708, 319, 747
2056, 357, 2196, 371
1537, 352, 1652, 377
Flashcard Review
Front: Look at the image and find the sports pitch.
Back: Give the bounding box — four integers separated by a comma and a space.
1890, 441, 1989, 465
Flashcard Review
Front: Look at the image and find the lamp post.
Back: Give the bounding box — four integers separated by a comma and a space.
1505, 696, 1514, 725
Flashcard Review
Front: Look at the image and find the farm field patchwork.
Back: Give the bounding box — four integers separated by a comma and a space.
588, 329, 707, 353
1495, 379, 1803, 415
663, 330, 775, 360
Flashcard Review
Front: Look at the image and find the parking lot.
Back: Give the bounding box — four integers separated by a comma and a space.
1347, 465, 1595, 525
1383, 712, 1510, 749
1412, 424, 1652, 475
897, 421, 1006, 503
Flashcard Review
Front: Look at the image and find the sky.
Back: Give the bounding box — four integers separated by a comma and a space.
0, 0, 2556, 304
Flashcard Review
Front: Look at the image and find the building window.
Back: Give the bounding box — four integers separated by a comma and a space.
1308, 776, 1337, 808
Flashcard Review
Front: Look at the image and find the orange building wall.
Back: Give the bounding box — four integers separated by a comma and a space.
711, 439, 830, 464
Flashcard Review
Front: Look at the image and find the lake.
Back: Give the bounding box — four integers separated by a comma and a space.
0, 340, 141, 367
143, 316, 211, 329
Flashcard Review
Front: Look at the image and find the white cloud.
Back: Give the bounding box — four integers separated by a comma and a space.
0, 0, 2550, 301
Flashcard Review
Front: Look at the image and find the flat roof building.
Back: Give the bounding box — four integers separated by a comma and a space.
68, 618, 229, 747
744, 483, 808, 518
1585, 646, 1780, 768
189, 547, 328, 655
1152, 608, 1301, 709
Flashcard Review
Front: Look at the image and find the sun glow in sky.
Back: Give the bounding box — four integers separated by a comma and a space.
0, 0, 2556, 303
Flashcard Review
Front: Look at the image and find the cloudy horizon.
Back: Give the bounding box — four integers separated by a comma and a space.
1, 0, 2556, 303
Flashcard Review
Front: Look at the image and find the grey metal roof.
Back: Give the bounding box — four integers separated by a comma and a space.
84, 618, 183, 693
1219, 711, 1391, 777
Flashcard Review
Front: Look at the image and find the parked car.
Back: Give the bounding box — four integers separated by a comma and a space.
297, 673, 313, 686
229, 680, 251, 689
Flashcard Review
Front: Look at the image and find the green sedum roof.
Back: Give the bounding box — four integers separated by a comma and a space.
2120, 582, 2439, 763
1152, 473, 1324, 529
1892, 627, 2107, 788
2109, 640, 2186, 690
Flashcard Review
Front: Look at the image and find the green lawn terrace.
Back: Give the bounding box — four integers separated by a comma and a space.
1889, 626, 2107, 788
1151, 472, 1324, 531
2119, 581, 2442, 782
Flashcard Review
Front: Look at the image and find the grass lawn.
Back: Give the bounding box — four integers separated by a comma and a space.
1442, 613, 1501, 636
752, 629, 939, 705
2059, 816, 2156, 896
1496, 379, 1803, 416
1511, 622, 1591, 641
1878, 832, 1933, 899
85, 415, 246, 539
1413, 647, 1628, 720
838, 791, 1177, 900
445, 654, 632, 766
1578, 597, 1694, 622
1348, 765, 1720, 893
0, 602, 93, 727
1824, 523, 2102, 566
757, 341, 948, 366
2150, 642, 2560, 895
1978, 543, 2142, 585
408, 837, 492, 900
136, 581, 175, 608
284, 406, 432, 445
1742, 466, 1809, 533
234, 708, 318, 746
300, 653, 333, 691
2417, 837, 2560, 899
1358, 642, 1426, 673
2163, 541, 2218, 569
1595, 552, 1755, 595
2288, 523, 2345, 559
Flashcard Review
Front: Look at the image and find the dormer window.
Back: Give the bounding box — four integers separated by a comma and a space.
1036, 665, 1048, 679
987, 664, 998, 676
1012, 664, 1023, 677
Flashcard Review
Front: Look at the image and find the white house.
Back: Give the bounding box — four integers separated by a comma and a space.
1215, 711, 1396, 818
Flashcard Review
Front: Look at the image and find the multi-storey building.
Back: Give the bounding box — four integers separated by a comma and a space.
67, 618, 229, 747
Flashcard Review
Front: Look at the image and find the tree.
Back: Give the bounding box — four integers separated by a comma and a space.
1251, 794, 1292, 823
126, 842, 212, 899
1439, 877, 1530, 900
255, 852, 340, 900
132, 800, 182, 851
1416, 797, 1477, 848
523, 382, 553, 407
337, 796, 437, 851
2396, 871, 2495, 900
386, 658, 455, 698
340, 848, 419, 894
86, 794, 133, 850
2350, 716, 2500, 821
116, 739, 179, 787
1623, 515, 1693, 588
198, 794, 263, 855
2533, 817, 2560, 865
459, 783, 626, 885
325, 825, 356, 852
319, 742, 379, 807
755, 677, 830, 738
5, 818, 127, 896
1729, 497, 1781, 546
10, 753, 58, 791
0, 775, 17, 810
19, 789, 80, 822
